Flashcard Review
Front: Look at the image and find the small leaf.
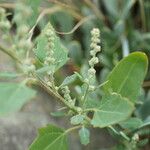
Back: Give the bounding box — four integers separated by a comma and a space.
103, 52, 148, 103
79, 127, 90, 145
137, 100, 150, 120
139, 116, 150, 128
91, 93, 134, 128
0, 82, 36, 115
120, 117, 143, 130
60, 74, 77, 87
70, 114, 84, 125
51, 111, 66, 117
29, 124, 68, 150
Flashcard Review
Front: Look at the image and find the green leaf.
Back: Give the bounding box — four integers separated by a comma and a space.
35, 35, 47, 62
137, 100, 150, 120
0, 82, 36, 115
139, 116, 150, 128
35, 22, 69, 72
29, 124, 68, 150
26, 0, 41, 26
121, 0, 135, 20
68, 41, 83, 65
120, 117, 143, 130
51, 111, 66, 117
91, 93, 134, 128
79, 127, 90, 145
103, 52, 148, 103
50, 11, 74, 42
102, 0, 118, 19
70, 115, 84, 125
60, 74, 77, 87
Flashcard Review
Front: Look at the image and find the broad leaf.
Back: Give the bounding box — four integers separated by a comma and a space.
26, 0, 41, 26
91, 93, 134, 128
35, 22, 68, 72
103, 52, 148, 103
0, 82, 36, 115
29, 124, 68, 150
79, 127, 90, 145
120, 117, 143, 130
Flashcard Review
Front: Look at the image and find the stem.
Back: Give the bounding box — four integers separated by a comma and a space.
34, 73, 79, 113
84, 0, 104, 21
108, 126, 130, 141
82, 84, 89, 106
95, 80, 109, 90
84, 108, 97, 112
55, 15, 95, 35
139, 0, 146, 31
65, 125, 82, 134
0, 42, 92, 124
121, 35, 129, 57
143, 81, 150, 87
0, 44, 22, 64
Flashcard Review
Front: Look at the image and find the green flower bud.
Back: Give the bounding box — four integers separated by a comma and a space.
90, 50, 96, 56
89, 57, 99, 66
89, 85, 95, 91
88, 68, 96, 76
18, 25, 29, 36
76, 107, 82, 113
91, 28, 100, 37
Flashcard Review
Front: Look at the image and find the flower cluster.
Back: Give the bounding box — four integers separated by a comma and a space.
61, 86, 75, 106
87, 28, 101, 86
44, 24, 56, 67
14, 2, 32, 26
88, 28, 101, 73
13, 2, 32, 56
23, 59, 35, 76
0, 7, 11, 33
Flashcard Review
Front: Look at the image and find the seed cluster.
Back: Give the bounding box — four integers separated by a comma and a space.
88, 28, 101, 77
0, 7, 11, 36
86, 28, 101, 86
62, 86, 75, 106
13, 2, 32, 56
44, 24, 56, 67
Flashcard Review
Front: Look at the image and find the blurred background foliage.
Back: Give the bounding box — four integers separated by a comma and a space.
0, 0, 150, 149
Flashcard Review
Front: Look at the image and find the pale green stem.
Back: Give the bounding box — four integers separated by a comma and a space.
65, 125, 82, 134
139, 0, 146, 31
0, 44, 22, 64
82, 84, 89, 106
